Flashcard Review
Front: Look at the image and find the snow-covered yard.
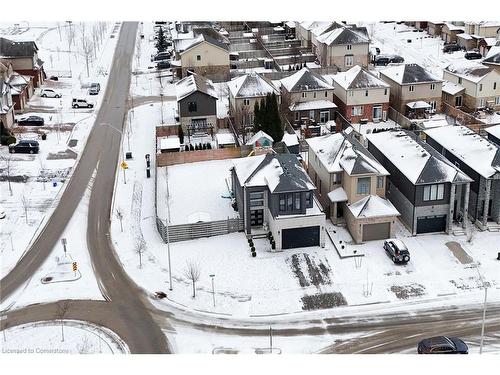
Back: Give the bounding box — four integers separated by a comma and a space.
0, 320, 128, 354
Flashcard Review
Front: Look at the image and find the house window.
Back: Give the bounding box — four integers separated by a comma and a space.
320, 111, 330, 123
357, 177, 371, 195
479, 83, 483, 92
295, 111, 299, 121
294, 192, 301, 210
377, 176, 384, 189
351, 106, 363, 116
384, 88, 388, 95
196, 55, 201, 61
348, 90, 354, 97
324, 91, 328, 98
479, 98, 485, 108
495, 97, 500, 105
279, 195, 286, 211
332, 172, 342, 184
345, 55, 354, 67
243, 98, 250, 106
302, 92, 307, 98
458, 77, 462, 84
408, 85, 415, 92
428, 101, 437, 111
430, 83, 436, 90
249, 191, 264, 207
347, 44, 352, 50
188, 102, 197, 112
305, 191, 313, 208
373, 105, 382, 119
287, 193, 294, 211
365, 90, 369, 97
313, 91, 317, 98
423, 184, 445, 201
494, 82, 497, 90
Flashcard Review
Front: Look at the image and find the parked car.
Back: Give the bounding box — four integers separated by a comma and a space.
17, 115, 44, 126
383, 239, 410, 263
157, 60, 171, 70
9, 139, 39, 154
443, 43, 463, 53
0, 204, 5, 219
465, 51, 482, 60
418, 336, 468, 354
40, 88, 62, 98
374, 55, 390, 66
389, 54, 404, 63
152, 51, 172, 62
72, 98, 94, 109
88, 82, 101, 95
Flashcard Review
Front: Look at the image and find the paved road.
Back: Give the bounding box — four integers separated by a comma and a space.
1, 22, 170, 353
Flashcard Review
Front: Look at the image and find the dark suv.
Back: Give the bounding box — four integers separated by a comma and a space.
465, 51, 482, 60
9, 140, 39, 154
418, 336, 468, 354
17, 115, 44, 126
383, 239, 410, 263
443, 43, 463, 53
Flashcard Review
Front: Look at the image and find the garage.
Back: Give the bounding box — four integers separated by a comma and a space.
362, 222, 391, 241
282, 226, 320, 249
416, 215, 447, 234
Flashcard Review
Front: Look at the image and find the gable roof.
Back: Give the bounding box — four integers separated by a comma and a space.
346, 195, 400, 219
485, 124, 500, 140
246, 130, 274, 145
483, 51, 500, 66
280, 67, 333, 92
175, 73, 217, 101
445, 61, 493, 83
381, 64, 441, 85
366, 130, 472, 185
306, 130, 389, 176
232, 153, 315, 193
333, 65, 390, 90
227, 73, 279, 98
0, 37, 38, 58
316, 27, 369, 46
177, 33, 229, 55
424, 125, 500, 179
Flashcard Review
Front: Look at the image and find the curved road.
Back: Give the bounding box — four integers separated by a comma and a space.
1, 22, 170, 353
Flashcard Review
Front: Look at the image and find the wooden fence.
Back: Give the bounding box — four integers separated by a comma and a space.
156, 147, 242, 167
156, 217, 244, 243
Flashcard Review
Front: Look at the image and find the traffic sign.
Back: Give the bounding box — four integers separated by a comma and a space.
121, 161, 128, 169
72, 262, 77, 272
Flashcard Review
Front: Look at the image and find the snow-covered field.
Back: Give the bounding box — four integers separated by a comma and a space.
0, 320, 129, 354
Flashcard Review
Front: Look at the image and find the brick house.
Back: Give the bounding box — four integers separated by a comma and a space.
0, 61, 14, 129
366, 129, 473, 235
380, 63, 442, 116
306, 130, 400, 243
424, 125, 500, 228
0, 37, 44, 88
331, 65, 390, 123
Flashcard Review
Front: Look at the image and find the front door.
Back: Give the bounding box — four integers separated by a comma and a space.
250, 209, 264, 226
455, 95, 462, 107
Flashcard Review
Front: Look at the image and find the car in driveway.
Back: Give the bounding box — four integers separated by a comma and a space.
17, 115, 44, 126
443, 43, 463, 53
152, 51, 172, 62
383, 238, 410, 263
9, 139, 39, 154
417, 336, 468, 354
374, 54, 405, 66
40, 88, 62, 98
156, 60, 171, 70
88, 82, 100, 95
465, 51, 482, 60
72, 98, 94, 109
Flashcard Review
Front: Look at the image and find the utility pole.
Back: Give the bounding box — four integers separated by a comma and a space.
480, 285, 488, 354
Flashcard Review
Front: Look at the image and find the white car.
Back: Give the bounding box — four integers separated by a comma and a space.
0, 204, 5, 219
40, 88, 62, 98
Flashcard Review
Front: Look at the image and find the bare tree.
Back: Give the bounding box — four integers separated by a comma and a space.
38, 155, 46, 190
65, 22, 75, 75
0, 154, 15, 196
21, 195, 29, 224
79, 23, 94, 78
77, 335, 95, 354
134, 239, 146, 268
184, 260, 201, 298
55, 301, 71, 342
115, 207, 124, 232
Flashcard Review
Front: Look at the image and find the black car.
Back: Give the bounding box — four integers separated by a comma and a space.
383, 239, 410, 263
153, 51, 171, 62
443, 44, 463, 53
374, 55, 390, 66
417, 336, 468, 354
157, 60, 171, 70
9, 140, 39, 154
389, 54, 404, 63
465, 51, 482, 60
17, 116, 45, 126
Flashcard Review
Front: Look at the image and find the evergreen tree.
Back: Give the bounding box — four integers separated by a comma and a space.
253, 100, 261, 132
267, 92, 283, 143
155, 27, 168, 52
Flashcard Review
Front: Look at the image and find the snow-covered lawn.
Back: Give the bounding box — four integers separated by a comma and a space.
0, 320, 128, 354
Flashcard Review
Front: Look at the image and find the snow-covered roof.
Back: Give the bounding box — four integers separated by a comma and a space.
306, 131, 389, 176
442, 81, 466, 95
175, 73, 217, 101
346, 195, 400, 219
445, 61, 493, 83
246, 130, 274, 146
486, 45, 500, 59
327, 187, 348, 202
419, 118, 452, 130
232, 153, 315, 193
444, 23, 465, 32
310, 22, 336, 37
177, 33, 229, 55
227, 73, 279, 98
458, 33, 473, 40
485, 124, 500, 139
380, 64, 441, 85
316, 26, 369, 46
366, 130, 473, 185
285, 21, 296, 29
333, 65, 390, 90
350, 120, 400, 136
289, 100, 337, 112
424, 125, 500, 179
215, 132, 235, 145
483, 51, 500, 66
280, 67, 333, 92
483, 37, 498, 47
281, 132, 299, 147
406, 100, 432, 109
159, 136, 180, 150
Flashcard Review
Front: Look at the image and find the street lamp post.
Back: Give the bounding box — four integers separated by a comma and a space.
160, 93, 164, 124
480, 284, 488, 354
209, 274, 215, 307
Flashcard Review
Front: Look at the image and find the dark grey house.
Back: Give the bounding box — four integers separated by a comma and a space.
366, 129, 473, 235
485, 125, 500, 147
175, 73, 218, 136
424, 125, 500, 228
231, 153, 326, 250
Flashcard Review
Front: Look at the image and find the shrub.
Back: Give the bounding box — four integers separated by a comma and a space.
1, 135, 16, 145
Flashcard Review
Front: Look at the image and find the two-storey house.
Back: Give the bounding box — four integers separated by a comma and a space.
424, 126, 500, 228
380, 64, 443, 116
0, 37, 44, 88
306, 130, 400, 243
366, 130, 473, 235
442, 61, 500, 111
231, 153, 326, 250
0, 61, 14, 129
280, 67, 336, 127
332, 65, 390, 123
